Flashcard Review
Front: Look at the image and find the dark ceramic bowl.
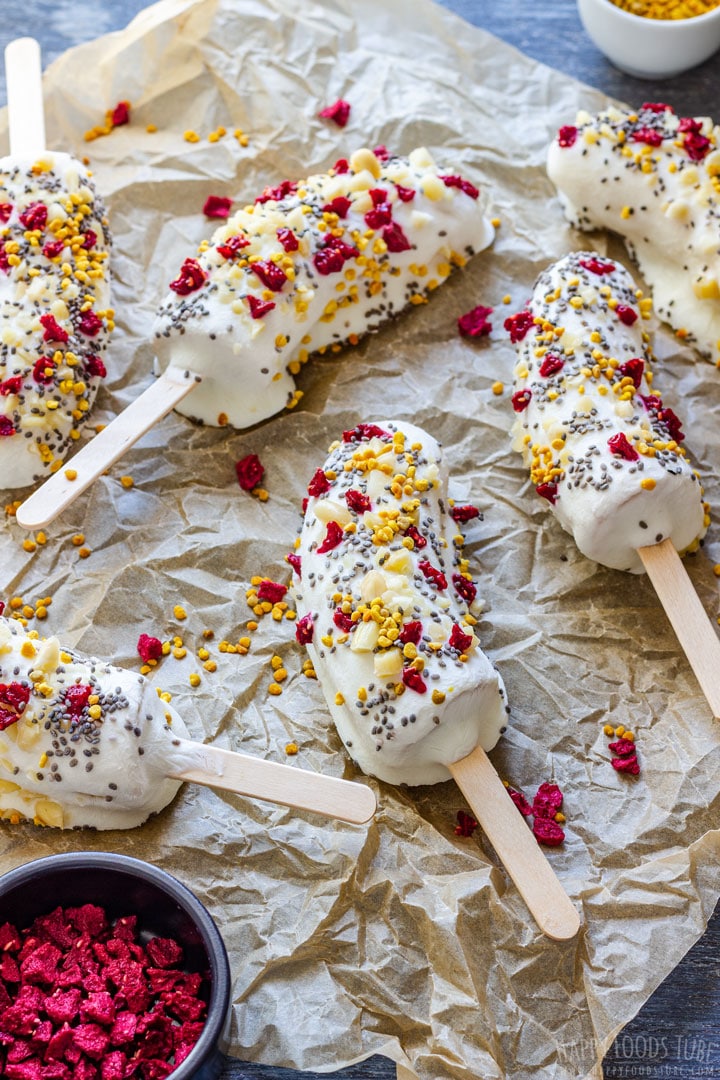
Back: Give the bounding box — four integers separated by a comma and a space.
0, 851, 232, 1080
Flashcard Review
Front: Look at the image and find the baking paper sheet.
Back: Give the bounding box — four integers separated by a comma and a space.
1, 1, 719, 1077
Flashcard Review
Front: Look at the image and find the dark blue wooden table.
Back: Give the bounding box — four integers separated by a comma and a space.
1, 2, 718, 1078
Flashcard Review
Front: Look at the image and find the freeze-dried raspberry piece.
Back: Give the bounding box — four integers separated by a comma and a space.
452, 573, 476, 605
619, 358, 644, 388
257, 580, 287, 604
0, 922, 21, 951
235, 453, 264, 491
276, 227, 299, 252
295, 613, 314, 645
1, 951, 20, 980
504, 309, 535, 343
398, 621, 422, 645
111, 101, 130, 127
450, 504, 480, 524
137, 634, 163, 664
342, 423, 390, 442
80, 992, 115, 1025
307, 468, 331, 497
251, 259, 287, 292
402, 667, 427, 694
108, 1011, 137, 1046
78, 311, 104, 337
67, 906, 107, 938
608, 738, 636, 757
458, 304, 492, 338
145, 937, 183, 969
161, 991, 206, 1022
345, 489, 371, 513
507, 786, 533, 817
168, 258, 206, 296
615, 304, 637, 326
19, 942, 62, 985
39, 315, 69, 344
70, 1023, 109, 1058
44, 988, 82, 1025
612, 754, 640, 775
454, 810, 478, 837
418, 560, 447, 590
539, 353, 564, 377
533, 816, 565, 846
448, 625, 472, 653
532, 782, 564, 819
100, 1051, 127, 1080
439, 174, 479, 199
382, 222, 411, 252
608, 432, 639, 462
557, 125, 577, 147
203, 195, 232, 219
317, 521, 344, 553
318, 99, 351, 127
4, 1060, 44, 1080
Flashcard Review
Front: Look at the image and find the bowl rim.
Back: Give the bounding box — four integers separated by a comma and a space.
585, 0, 720, 25
0, 851, 232, 1078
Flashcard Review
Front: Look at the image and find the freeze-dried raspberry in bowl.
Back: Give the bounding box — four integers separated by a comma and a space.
0, 852, 231, 1080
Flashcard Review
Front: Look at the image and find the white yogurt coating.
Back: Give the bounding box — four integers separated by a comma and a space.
153, 147, 494, 429
547, 103, 720, 363
0, 619, 192, 830
509, 252, 707, 574
0, 151, 113, 489
291, 420, 508, 786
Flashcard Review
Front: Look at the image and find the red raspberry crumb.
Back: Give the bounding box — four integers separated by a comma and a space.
317, 521, 344, 553
257, 580, 288, 604
404, 524, 426, 549
0, 202, 12, 222
295, 613, 314, 644
255, 180, 298, 205
452, 573, 477, 605
394, 184, 415, 202
345, 489, 371, 513
439, 174, 479, 199
19, 203, 48, 230
217, 234, 250, 260
246, 295, 275, 319
318, 99, 351, 127
307, 468, 331, 497
286, 552, 301, 577
532, 816, 565, 846
39, 314, 69, 344
402, 667, 427, 694
251, 260, 287, 292
504, 309, 535, 343
42, 239, 65, 259
418, 560, 447, 590
642, 102, 673, 113
169, 258, 207, 296
632, 127, 663, 146
535, 482, 558, 504
458, 304, 493, 339
276, 227, 299, 252
84, 356, 107, 379
235, 453, 264, 491
323, 196, 352, 218
450, 504, 480, 523
608, 738, 637, 757
511, 389, 532, 412
78, 311, 104, 337
615, 304, 638, 326
448, 624, 473, 653
607, 432, 639, 461
382, 222, 411, 253
32, 357, 55, 384
532, 782, 563, 819
507, 786, 533, 816
82, 230, 97, 250
557, 125, 577, 147
110, 101, 130, 127
619, 358, 644, 388
658, 406, 684, 443
137, 634, 163, 664
578, 257, 616, 276
398, 621, 422, 645
612, 754, 640, 775
454, 810, 478, 837
0, 376, 22, 395
342, 424, 390, 442
333, 608, 354, 632
539, 353, 564, 377
0, 416, 16, 436
203, 195, 233, 218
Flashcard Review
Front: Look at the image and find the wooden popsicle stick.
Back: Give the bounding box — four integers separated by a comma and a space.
638, 538, 720, 719
167, 740, 377, 825
448, 746, 581, 941
16, 366, 201, 530
5, 38, 46, 157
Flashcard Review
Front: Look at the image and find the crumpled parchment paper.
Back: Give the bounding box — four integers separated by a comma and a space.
1, 2, 719, 1078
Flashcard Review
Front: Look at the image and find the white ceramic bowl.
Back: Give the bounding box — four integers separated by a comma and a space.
577, 0, 720, 78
